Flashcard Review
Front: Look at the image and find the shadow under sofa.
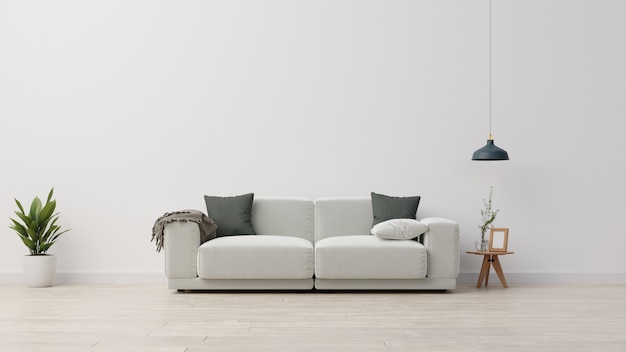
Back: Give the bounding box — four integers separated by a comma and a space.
163, 197, 460, 291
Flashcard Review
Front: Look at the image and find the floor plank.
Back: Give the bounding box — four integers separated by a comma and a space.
1, 283, 625, 351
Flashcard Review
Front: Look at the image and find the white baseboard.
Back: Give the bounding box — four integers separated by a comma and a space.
2, 272, 625, 285
0, 272, 167, 285
458, 272, 626, 285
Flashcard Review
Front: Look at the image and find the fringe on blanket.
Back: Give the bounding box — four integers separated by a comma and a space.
151, 210, 217, 252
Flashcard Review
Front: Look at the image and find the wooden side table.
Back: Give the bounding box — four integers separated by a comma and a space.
466, 251, 515, 288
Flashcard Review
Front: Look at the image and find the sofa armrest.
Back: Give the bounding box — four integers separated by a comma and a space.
420, 217, 460, 279
164, 221, 201, 279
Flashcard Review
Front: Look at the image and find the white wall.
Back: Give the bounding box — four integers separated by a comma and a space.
1, 0, 625, 283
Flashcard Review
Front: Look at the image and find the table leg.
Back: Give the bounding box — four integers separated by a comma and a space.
492, 255, 509, 288
476, 255, 491, 288
485, 256, 492, 287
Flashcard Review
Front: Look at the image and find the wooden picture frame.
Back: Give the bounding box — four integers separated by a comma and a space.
489, 228, 509, 252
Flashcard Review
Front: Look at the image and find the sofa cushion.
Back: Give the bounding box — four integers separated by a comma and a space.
371, 192, 420, 226
315, 235, 427, 279
198, 235, 314, 279
251, 197, 315, 243
204, 193, 255, 237
315, 197, 373, 242
371, 219, 428, 240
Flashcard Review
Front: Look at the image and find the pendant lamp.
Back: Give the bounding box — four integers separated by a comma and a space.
472, 0, 509, 161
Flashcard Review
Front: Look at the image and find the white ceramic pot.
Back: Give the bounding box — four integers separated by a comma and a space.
23, 255, 57, 288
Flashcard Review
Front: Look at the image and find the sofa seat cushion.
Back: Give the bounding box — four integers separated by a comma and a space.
198, 235, 314, 279
315, 235, 427, 279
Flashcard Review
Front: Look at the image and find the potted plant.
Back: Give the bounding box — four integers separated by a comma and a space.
8, 188, 70, 287
476, 186, 499, 251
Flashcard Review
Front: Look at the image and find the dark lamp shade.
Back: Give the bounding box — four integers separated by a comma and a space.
472, 139, 509, 160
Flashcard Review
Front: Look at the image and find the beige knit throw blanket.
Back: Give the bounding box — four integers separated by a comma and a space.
151, 210, 217, 252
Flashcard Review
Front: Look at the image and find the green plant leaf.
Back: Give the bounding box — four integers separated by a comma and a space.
14, 198, 25, 214
13, 210, 31, 228
46, 187, 54, 204
26, 218, 39, 232
41, 242, 54, 252
29, 197, 42, 224
47, 216, 59, 231
9, 219, 28, 237
49, 229, 69, 243
26, 227, 40, 243
19, 236, 36, 251
39, 200, 56, 225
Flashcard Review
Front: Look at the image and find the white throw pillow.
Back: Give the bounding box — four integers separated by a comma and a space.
371, 219, 428, 240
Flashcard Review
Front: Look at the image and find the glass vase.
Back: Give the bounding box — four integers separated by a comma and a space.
475, 239, 489, 252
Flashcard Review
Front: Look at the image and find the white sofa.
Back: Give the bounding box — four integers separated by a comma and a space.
163, 197, 459, 291
314, 197, 459, 290
165, 197, 315, 290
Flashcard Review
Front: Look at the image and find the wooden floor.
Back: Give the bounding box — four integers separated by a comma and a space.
1, 283, 625, 351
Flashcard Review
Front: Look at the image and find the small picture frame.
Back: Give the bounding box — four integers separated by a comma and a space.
489, 228, 509, 252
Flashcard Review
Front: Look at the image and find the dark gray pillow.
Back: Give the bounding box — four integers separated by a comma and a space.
371, 192, 421, 226
204, 193, 256, 237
